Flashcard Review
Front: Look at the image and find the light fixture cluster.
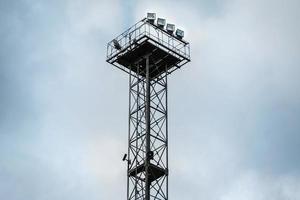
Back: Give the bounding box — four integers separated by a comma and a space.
147, 13, 184, 39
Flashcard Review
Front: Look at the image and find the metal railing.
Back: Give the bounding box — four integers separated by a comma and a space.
107, 19, 190, 62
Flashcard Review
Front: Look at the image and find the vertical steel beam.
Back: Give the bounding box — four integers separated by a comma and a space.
165, 67, 169, 200
145, 55, 151, 200
127, 68, 131, 200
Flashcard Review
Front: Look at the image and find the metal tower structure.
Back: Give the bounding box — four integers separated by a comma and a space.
106, 13, 190, 200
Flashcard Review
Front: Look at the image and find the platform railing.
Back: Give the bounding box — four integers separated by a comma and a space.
107, 19, 190, 62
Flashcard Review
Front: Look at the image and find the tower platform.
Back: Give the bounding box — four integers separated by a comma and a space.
106, 18, 190, 79
116, 37, 180, 78
128, 163, 167, 183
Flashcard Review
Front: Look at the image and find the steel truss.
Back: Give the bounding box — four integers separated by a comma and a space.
127, 57, 168, 200
106, 16, 190, 200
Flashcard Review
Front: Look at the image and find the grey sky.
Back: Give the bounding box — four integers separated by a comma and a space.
0, 0, 300, 199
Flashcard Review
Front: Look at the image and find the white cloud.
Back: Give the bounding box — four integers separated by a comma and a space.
221, 171, 300, 200
1, 0, 300, 199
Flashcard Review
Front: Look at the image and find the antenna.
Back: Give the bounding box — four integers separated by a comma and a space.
122, 154, 127, 161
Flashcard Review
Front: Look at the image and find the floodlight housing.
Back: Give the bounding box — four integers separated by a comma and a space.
175, 29, 184, 39
147, 13, 156, 23
157, 18, 166, 28
113, 39, 122, 50
166, 23, 175, 34
147, 151, 154, 160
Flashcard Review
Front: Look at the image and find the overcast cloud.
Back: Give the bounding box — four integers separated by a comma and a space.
0, 0, 300, 200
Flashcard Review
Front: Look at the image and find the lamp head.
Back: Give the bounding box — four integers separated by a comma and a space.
175, 29, 184, 39
166, 23, 175, 34
157, 18, 166, 29
147, 13, 156, 23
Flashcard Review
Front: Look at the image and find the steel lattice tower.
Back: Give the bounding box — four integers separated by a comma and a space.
106, 14, 190, 200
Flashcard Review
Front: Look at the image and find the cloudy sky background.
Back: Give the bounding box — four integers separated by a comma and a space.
1, 0, 300, 199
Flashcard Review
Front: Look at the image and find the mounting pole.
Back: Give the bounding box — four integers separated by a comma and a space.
145, 55, 151, 200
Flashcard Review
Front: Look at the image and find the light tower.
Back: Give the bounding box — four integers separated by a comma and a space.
106, 13, 190, 200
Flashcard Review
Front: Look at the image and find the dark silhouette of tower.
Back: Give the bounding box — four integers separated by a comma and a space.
106, 13, 190, 200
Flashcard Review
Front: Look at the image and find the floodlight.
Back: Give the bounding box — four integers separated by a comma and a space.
147, 151, 154, 160
157, 18, 166, 28
175, 29, 184, 39
113, 39, 122, 50
147, 13, 156, 23
122, 154, 127, 161
166, 23, 175, 34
